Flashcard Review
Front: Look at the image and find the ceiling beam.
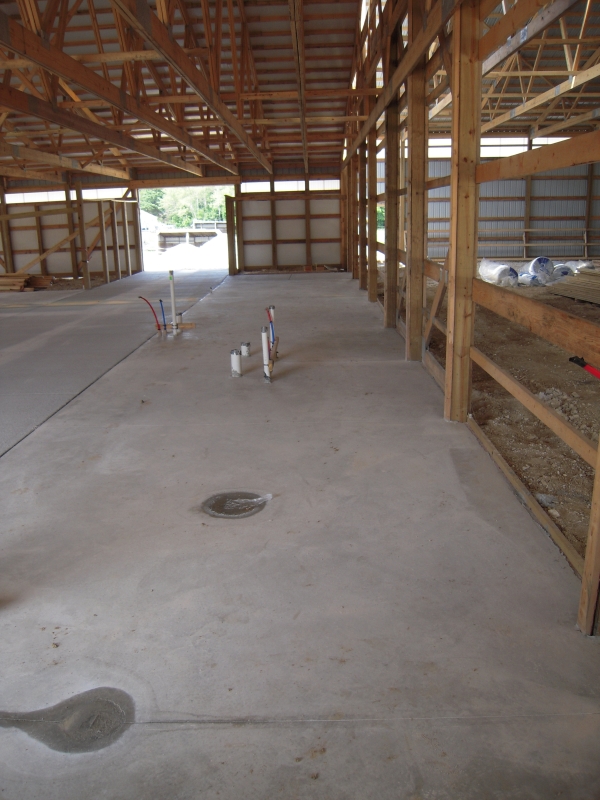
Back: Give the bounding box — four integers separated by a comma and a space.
288, 0, 309, 173
0, 140, 130, 181
0, 9, 237, 175
110, 0, 273, 174
0, 83, 214, 181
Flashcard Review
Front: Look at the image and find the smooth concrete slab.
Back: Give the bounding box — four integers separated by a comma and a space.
0, 269, 226, 455
0, 273, 598, 798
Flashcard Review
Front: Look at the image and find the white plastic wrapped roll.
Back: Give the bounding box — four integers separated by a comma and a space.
478, 259, 518, 287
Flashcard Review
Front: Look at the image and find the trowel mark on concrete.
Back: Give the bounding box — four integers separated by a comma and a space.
0, 687, 134, 753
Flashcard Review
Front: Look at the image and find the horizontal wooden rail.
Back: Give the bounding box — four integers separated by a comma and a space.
470, 347, 597, 468
473, 279, 600, 367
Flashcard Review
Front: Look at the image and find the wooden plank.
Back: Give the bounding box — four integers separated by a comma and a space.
467, 416, 584, 577
304, 179, 312, 268
75, 182, 91, 290
444, 0, 481, 422
423, 348, 445, 390
359, 142, 367, 290
405, 0, 427, 359
340, 167, 348, 271
33, 204, 47, 276
479, 0, 548, 60
0, 140, 129, 181
110, 200, 121, 280
471, 347, 597, 467
235, 185, 245, 273
343, 0, 464, 165
367, 123, 378, 302
578, 445, 600, 634
65, 188, 79, 279
121, 202, 132, 277
477, 130, 600, 183
472, 279, 600, 367
110, 0, 271, 173
0, 186, 15, 274
225, 195, 237, 275
384, 21, 401, 328
130, 189, 143, 273
270, 179, 278, 269
97, 201, 110, 284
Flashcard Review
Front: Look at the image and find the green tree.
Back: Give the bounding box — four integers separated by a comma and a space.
139, 187, 165, 219
161, 186, 228, 227
377, 205, 385, 228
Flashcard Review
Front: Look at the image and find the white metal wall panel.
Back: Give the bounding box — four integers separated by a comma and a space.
275, 199, 305, 216
277, 243, 306, 265
311, 242, 340, 264
277, 218, 305, 240
243, 219, 271, 240
245, 243, 273, 267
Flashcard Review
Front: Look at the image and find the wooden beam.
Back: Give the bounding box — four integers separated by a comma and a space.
0, 10, 237, 176
110, 0, 271, 174
0, 186, 14, 274
289, 0, 309, 173
121, 202, 132, 277
367, 125, 378, 301
479, 0, 549, 60
405, 0, 427, 360
304, 178, 312, 267
270, 178, 278, 269
0, 84, 216, 180
0, 140, 130, 181
477, 130, 600, 183
444, 0, 481, 421
471, 347, 597, 467
472, 279, 600, 366
340, 166, 348, 271
130, 189, 143, 273
65, 187, 78, 279
358, 141, 367, 289
110, 200, 121, 280
33, 204, 47, 276
384, 21, 400, 328
481, 62, 600, 134
75, 182, 91, 290
343, 0, 464, 166
98, 201, 110, 283
226, 195, 237, 275
534, 106, 600, 138
235, 185, 245, 272
578, 446, 600, 634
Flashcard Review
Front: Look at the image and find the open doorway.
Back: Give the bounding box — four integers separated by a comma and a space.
139, 185, 232, 273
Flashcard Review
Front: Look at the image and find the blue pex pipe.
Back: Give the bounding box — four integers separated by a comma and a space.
159, 299, 167, 329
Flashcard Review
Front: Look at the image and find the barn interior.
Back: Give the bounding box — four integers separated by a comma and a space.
1, 0, 600, 797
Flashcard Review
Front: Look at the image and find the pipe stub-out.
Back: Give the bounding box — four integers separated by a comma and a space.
241, 342, 251, 357
230, 349, 242, 378
200, 491, 270, 519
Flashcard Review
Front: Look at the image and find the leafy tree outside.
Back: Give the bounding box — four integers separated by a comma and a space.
139, 186, 229, 228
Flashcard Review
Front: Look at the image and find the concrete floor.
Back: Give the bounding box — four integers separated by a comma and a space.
0, 268, 226, 456
1, 272, 599, 799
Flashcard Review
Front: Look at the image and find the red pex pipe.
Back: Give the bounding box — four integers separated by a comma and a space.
138, 296, 161, 331
585, 364, 600, 381
569, 355, 600, 381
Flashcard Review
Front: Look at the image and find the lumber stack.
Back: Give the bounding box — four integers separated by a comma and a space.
549, 269, 600, 306
0, 274, 56, 291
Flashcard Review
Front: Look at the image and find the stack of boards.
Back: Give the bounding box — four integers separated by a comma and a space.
0, 275, 55, 292
549, 269, 600, 307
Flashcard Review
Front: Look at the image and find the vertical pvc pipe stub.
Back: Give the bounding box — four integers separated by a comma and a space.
231, 349, 242, 378
241, 342, 251, 357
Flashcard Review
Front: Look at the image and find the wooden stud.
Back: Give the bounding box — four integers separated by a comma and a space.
121, 201, 132, 277
75, 182, 91, 290
130, 189, 144, 273
444, 0, 481, 421
0, 186, 15, 274
270, 178, 278, 269
405, 0, 427, 358
340, 167, 348, 271
384, 21, 401, 328
235, 185, 245, 273
304, 178, 312, 268
367, 114, 378, 302
579, 447, 600, 635
110, 200, 122, 280
34, 204, 47, 276
225, 194, 237, 275
359, 142, 367, 290
98, 201, 110, 284
64, 186, 79, 279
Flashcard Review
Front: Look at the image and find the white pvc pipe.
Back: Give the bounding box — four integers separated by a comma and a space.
261, 326, 271, 382
169, 270, 178, 332
231, 349, 242, 377
241, 342, 251, 357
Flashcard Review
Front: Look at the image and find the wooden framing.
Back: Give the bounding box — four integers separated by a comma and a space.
225, 195, 237, 276
358, 143, 368, 290
367, 120, 378, 302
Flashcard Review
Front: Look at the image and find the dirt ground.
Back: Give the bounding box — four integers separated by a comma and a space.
424, 282, 600, 560
46, 276, 106, 290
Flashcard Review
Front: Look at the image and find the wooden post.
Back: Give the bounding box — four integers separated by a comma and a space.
304, 178, 312, 268
578, 447, 600, 635
0, 185, 14, 274
359, 142, 368, 289
384, 24, 401, 328
65, 185, 79, 279
98, 201, 110, 283
225, 194, 237, 275
235, 184, 245, 272
75, 182, 91, 290
444, 0, 481, 421
351, 155, 359, 279
121, 202, 132, 276
584, 163, 593, 259
523, 137, 532, 259
110, 200, 122, 280
367, 107, 378, 301
130, 188, 144, 273
340, 168, 348, 270
340, 166, 348, 271
405, 0, 427, 358
270, 178, 278, 269
33, 204, 48, 276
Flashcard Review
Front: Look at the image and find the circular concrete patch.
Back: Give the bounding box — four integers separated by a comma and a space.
201, 491, 269, 519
